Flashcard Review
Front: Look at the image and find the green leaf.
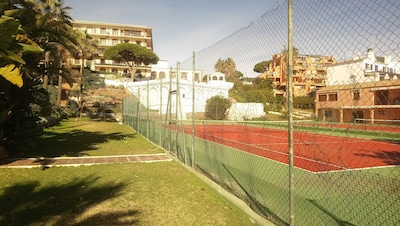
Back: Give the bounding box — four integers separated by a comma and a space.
5, 50, 26, 64
4, 9, 23, 18
18, 43, 44, 53
0, 64, 23, 87
0, 16, 20, 50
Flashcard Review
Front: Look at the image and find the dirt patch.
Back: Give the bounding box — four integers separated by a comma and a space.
85, 87, 131, 105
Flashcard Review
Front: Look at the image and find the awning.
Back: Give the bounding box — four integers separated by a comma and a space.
370, 86, 400, 91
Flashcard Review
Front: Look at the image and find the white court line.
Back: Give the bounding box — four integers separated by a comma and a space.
201, 130, 398, 174
204, 134, 347, 172
314, 164, 399, 174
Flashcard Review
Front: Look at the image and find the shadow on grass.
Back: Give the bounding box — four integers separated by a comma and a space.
12, 129, 137, 158
0, 175, 139, 225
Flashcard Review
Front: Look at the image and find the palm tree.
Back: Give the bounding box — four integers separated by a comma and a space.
74, 30, 99, 77
214, 58, 236, 78
0, 3, 44, 150
15, 0, 77, 89
73, 29, 99, 106
215, 58, 224, 73
1, 0, 78, 146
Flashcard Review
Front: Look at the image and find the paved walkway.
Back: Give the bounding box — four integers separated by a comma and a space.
0, 153, 172, 168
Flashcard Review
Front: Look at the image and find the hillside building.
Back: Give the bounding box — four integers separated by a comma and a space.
326, 49, 399, 85
315, 80, 400, 123
261, 53, 336, 96
70, 20, 154, 77
316, 50, 400, 123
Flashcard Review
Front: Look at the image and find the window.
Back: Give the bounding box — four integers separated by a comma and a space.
352, 90, 360, 101
159, 72, 166, 79
180, 73, 188, 80
328, 93, 338, 101
100, 38, 106, 45
325, 109, 332, 118
112, 29, 118, 35
319, 94, 327, 101
112, 39, 118, 45
376, 90, 389, 105
352, 111, 364, 120
378, 110, 387, 115
151, 71, 157, 80
365, 63, 372, 70
101, 28, 106, 34
375, 65, 379, 71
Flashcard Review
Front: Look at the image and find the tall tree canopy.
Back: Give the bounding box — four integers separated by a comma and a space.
0, 6, 43, 87
214, 57, 236, 78
104, 43, 159, 80
253, 60, 271, 73
1, 0, 79, 151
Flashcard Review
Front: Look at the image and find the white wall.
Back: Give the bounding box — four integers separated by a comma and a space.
326, 50, 399, 86
226, 103, 265, 121
125, 78, 233, 120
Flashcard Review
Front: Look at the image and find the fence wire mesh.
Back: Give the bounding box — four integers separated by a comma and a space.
122, 0, 400, 225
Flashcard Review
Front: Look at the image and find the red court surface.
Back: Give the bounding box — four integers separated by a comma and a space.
190, 124, 400, 172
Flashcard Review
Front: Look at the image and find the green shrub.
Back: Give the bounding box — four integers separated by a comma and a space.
205, 96, 231, 120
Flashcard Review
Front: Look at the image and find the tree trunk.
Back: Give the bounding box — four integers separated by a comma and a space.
129, 66, 137, 81
43, 51, 50, 90
57, 74, 63, 105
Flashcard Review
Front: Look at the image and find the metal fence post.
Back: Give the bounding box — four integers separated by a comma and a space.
287, 0, 295, 225
191, 51, 196, 168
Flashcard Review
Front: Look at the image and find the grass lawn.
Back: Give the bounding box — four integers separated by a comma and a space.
13, 118, 164, 158
1, 118, 257, 225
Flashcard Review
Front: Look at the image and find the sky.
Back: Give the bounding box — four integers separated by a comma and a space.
64, 0, 279, 65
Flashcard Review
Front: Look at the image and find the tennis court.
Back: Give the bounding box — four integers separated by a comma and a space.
177, 122, 400, 172
306, 119, 400, 134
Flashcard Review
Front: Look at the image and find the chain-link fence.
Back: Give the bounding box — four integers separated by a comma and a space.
122, 0, 400, 225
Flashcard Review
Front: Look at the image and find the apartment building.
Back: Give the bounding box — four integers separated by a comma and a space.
326, 49, 399, 86
315, 49, 400, 123
315, 79, 400, 123
71, 20, 154, 77
261, 53, 336, 96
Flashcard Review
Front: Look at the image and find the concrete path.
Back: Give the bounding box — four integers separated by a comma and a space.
0, 153, 172, 168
